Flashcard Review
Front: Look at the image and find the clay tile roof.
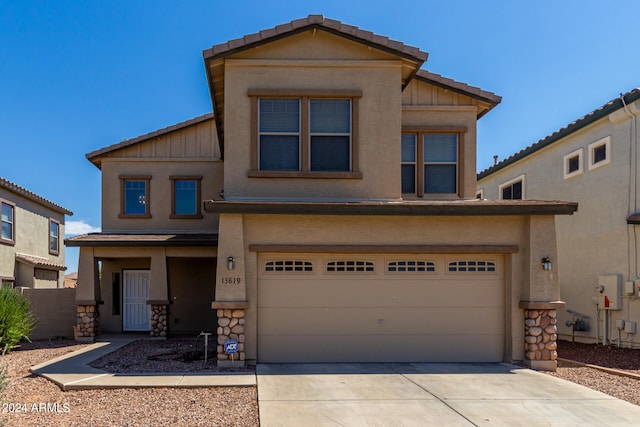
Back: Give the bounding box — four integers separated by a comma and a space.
415, 69, 502, 108
86, 113, 215, 167
203, 15, 428, 62
0, 177, 73, 216
478, 88, 640, 179
15, 253, 67, 271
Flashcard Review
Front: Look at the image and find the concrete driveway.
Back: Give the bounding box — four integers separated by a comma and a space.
257, 363, 640, 426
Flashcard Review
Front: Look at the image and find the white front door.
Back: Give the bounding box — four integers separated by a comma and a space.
123, 270, 150, 331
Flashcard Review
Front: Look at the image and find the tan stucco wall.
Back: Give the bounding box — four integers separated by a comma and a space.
100, 159, 223, 232
215, 212, 560, 364
0, 187, 66, 288
478, 101, 640, 347
21, 287, 76, 339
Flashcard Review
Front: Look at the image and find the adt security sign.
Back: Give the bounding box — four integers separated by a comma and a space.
224, 339, 238, 355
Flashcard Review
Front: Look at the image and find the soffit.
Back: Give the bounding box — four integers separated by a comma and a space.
65, 233, 219, 247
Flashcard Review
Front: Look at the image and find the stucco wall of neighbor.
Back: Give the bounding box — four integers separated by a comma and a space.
478, 104, 640, 347
222, 35, 404, 201
213, 212, 560, 364
0, 188, 66, 288
21, 287, 76, 339
100, 159, 223, 232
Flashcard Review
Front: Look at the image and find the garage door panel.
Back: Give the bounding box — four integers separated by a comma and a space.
259, 279, 501, 308
258, 333, 504, 363
259, 307, 503, 336
257, 254, 505, 363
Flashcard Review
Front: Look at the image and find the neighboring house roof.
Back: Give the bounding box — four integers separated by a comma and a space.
65, 233, 218, 247
414, 70, 502, 118
86, 113, 215, 169
203, 15, 430, 156
0, 176, 73, 216
204, 199, 578, 216
478, 88, 640, 179
15, 253, 67, 271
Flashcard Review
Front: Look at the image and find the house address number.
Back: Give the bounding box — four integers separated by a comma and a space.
221, 277, 241, 285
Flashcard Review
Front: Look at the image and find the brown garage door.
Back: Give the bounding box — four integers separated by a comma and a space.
257, 254, 504, 363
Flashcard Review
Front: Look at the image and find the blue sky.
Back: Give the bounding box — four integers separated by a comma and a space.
1, 1, 639, 272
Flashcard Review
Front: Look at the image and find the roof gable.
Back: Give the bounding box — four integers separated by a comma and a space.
204, 15, 429, 153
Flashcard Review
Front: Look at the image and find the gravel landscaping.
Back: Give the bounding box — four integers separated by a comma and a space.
0, 338, 258, 426
1, 337, 640, 425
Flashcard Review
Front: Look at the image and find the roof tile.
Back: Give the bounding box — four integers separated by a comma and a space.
0, 177, 72, 216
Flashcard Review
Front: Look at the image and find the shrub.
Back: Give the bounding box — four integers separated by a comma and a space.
0, 287, 36, 354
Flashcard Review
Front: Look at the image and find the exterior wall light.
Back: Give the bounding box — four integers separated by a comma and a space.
542, 256, 552, 271
227, 256, 235, 270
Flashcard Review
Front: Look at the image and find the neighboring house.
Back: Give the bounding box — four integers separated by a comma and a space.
67, 16, 577, 370
0, 177, 72, 289
478, 88, 640, 348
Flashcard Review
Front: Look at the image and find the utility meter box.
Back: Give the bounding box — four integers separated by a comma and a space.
597, 274, 622, 310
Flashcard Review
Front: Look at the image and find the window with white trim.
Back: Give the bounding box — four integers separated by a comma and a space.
588, 136, 611, 170
326, 260, 375, 272
563, 148, 583, 179
499, 175, 524, 200
387, 260, 436, 272
448, 260, 496, 272
1, 200, 15, 245
264, 260, 313, 272
49, 219, 60, 255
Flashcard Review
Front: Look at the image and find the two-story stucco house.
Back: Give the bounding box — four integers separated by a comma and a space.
68, 16, 577, 370
478, 88, 640, 349
1, 177, 72, 289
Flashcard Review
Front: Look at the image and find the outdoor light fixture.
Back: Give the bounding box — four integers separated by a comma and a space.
227, 256, 235, 270
542, 256, 552, 271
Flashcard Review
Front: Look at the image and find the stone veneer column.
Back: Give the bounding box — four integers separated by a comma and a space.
519, 301, 564, 371
150, 304, 168, 338
75, 302, 99, 342
212, 301, 248, 367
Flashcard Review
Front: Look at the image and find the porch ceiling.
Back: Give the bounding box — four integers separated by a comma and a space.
65, 233, 218, 247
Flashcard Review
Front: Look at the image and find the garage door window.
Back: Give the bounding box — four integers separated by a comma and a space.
387, 260, 435, 272
448, 260, 496, 272
326, 260, 374, 272
264, 260, 313, 272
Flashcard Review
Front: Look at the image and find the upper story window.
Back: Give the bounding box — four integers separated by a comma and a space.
1, 200, 15, 245
170, 176, 202, 219
499, 175, 525, 200
248, 89, 362, 179
49, 219, 60, 255
588, 136, 611, 171
1, 277, 14, 289
563, 148, 583, 180
119, 175, 151, 218
402, 129, 464, 197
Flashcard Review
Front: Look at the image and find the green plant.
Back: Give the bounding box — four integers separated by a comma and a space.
0, 288, 36, 354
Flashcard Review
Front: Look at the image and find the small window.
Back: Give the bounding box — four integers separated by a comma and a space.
49, 219, 60, 255
265, 260, 313, 272
387, 260, 435, 272
424, 134, 458, 194
1, 200, 15, 245
401, 134, 417, 194
476, 189, 484, 199
170, 176, 202, 218
119, 176, 151, 217
326, 260, 375, 273
448, 260, 496, 272
563, 148, 583, 179
588, 136, 611, 170
1, 277, 14, 289
499, 175, 525, 200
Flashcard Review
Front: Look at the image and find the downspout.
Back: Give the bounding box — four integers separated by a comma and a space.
621, 95, 640, 281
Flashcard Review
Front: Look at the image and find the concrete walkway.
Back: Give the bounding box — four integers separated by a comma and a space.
29, 337, 256, 391
257, 363, 640, 426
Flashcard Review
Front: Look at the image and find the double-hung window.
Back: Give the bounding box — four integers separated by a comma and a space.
170, 176, 202, 218
119, 175, 151, 218
499, 175, 525, 200
249, 90, 362, 178
1, 200, 15, 245
49, 219, 60, 255
401, 128, 464, 197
